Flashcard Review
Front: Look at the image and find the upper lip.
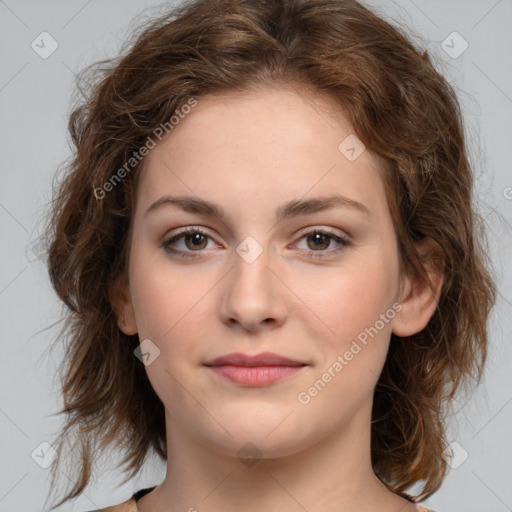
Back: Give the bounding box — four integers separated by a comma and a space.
204, 352, 306, 367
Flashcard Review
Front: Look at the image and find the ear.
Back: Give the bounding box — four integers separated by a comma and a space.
109, 273, 138, 335
392, 238, 444, 337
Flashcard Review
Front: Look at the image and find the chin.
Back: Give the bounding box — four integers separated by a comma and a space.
202, 431, 311, 462
193, 409, 317, 460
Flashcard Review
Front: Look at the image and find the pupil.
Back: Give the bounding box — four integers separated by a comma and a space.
309, 233, 329, 250
186, 233, 206, 250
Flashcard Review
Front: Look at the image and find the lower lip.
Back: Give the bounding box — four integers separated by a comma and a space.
207, 365, 306, 386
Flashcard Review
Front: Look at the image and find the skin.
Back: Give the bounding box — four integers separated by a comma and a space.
114, 85, 443, 512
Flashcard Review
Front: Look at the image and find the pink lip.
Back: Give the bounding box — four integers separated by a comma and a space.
204, 352, 307, 387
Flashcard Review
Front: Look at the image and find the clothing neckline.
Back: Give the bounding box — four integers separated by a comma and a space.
132, 486, 156, 502
130, 486, 434, 512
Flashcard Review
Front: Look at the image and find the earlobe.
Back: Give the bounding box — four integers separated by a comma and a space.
118, 311, 138, 335
392, 238, 444, 337
109, 274, 138, 335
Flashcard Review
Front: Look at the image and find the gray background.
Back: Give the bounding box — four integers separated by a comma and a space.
0, 0, 511, 511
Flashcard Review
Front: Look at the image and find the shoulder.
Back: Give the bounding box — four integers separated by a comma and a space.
85, 486, 156, 512
86, 497, 138, 512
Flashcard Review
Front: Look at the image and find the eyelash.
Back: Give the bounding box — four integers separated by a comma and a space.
162, 227, 351, 260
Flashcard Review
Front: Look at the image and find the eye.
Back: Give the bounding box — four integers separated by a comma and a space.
163, 227, 218, 258
293, 229, 351, 259
162, 227, 351, 260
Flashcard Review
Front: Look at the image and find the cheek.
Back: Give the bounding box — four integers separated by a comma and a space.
129, 248, 212, 340
129, 255, 223, 401
293, 260, 398, 424
292, 257, 400, 401
296, 256, 397, 342
129, 257, 214, 409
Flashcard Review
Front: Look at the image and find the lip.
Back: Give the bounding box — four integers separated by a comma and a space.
204, 352, 308, 387
204, 351, 306, 367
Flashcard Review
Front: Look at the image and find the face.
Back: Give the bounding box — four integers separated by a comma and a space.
117, 86, 420, 460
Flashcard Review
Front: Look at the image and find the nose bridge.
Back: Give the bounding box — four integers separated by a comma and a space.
220, 236, 286, 330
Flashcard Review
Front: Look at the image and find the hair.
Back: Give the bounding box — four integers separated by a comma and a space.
45, 0, 496, 508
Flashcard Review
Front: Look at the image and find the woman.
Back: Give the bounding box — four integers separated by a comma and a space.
45, 0, 496, 511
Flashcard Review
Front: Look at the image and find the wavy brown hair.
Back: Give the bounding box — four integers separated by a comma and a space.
45, 0, 496, 508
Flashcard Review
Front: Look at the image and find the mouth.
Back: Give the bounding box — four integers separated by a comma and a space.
203, 352, 308, 387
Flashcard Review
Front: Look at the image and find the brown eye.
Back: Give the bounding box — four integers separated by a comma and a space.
306, 232, 331, 251
183, 232, 208, 250
163, 227, 216, 257
294, 229, 351, 259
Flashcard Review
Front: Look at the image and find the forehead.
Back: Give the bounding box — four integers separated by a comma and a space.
136, 86, 388, 219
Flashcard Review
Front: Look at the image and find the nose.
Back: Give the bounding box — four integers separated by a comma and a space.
219, 246, 288, 333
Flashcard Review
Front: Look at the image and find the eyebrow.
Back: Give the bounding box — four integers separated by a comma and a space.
144, 193, 371, 223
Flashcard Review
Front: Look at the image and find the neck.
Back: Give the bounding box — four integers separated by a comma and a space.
138, 403, 415, 512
